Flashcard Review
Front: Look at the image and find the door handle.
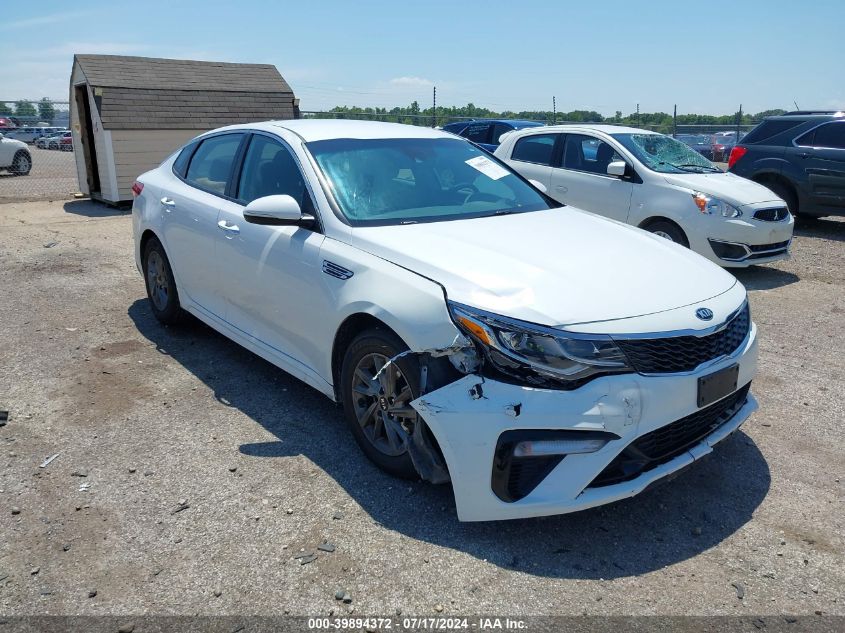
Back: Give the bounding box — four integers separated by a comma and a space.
217, 220, 240, 234
160, 197, 175, 211
555, 185, 568, 193
798, 152, 810, 159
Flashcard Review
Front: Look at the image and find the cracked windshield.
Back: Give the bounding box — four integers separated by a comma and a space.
612, 133, 720, 173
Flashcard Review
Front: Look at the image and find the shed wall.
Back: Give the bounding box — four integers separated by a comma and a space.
111, 129, 198, 199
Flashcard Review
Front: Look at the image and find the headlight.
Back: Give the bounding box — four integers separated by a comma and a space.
692, 192, 742, 218
448, 302, 631, 388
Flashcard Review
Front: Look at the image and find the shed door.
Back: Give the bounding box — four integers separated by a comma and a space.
74, 85, 100, 194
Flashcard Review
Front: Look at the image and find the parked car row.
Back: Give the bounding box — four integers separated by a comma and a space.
132, 119, 765, 521
36, 131, 73, 151
4, 126, 68, 144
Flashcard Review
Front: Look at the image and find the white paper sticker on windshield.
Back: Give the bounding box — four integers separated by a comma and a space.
465, 155, 510, 180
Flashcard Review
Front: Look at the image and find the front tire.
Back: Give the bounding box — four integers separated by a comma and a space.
645, 219, 689, 247
142, 237, 182, 325
340, 328, 427, 479
11, 151, 31, 176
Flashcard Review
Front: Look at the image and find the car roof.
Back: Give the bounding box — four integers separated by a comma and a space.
217, 119, 456, 142
766, 112, 844, 122
520, 123, 658, 135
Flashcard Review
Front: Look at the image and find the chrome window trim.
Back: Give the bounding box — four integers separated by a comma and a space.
791, 120, 845, 150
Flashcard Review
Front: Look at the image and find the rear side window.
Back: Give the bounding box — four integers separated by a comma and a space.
172, 142, 197, 178
797, 122, 845, 149
511, 133, 557, 165
743, 119, 805, 144
185, 134, 243, 195
463, 124, 490, 144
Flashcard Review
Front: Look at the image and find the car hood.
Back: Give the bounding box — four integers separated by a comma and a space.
662, 171, 783, 207
349, 208, 737, 327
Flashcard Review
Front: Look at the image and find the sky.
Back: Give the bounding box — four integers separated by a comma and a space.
1, 0, 843, 117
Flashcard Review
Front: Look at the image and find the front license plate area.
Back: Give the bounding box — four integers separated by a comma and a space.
698, 364, 739, 408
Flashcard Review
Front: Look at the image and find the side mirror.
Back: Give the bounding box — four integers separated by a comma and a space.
607, 160, 628, 177
528, 179, 548, 194
243, 194, 315, 227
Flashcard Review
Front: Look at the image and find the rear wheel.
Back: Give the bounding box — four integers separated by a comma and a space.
645, 219, 689, 247
143, 237, 182, 325
11, 151, 31, 176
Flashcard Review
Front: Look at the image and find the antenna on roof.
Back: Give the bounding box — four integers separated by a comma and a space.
793, 101, 800, 110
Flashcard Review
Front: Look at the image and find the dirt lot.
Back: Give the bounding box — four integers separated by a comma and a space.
0, 147, 78, 203
0, 200, 843, 618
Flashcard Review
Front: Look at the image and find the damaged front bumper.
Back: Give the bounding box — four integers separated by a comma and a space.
411, 326, 758, 521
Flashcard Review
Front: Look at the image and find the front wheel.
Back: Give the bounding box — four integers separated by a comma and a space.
645, 219, 689, 247
142, 238, 183, 325
11, 151, 31, 176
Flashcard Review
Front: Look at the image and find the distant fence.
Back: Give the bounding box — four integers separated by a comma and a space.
0, 100, 78, 203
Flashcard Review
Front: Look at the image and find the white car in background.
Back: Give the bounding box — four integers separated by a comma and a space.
132, 120, 758, 521
0, 132, 32, 175
495, 124, 794, 267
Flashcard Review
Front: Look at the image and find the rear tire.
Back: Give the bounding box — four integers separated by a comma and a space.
11, 151, 31, 176
142, 237, 183, 325
644, 219, 689, 247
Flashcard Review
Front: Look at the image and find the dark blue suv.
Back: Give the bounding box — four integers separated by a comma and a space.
441, 119, 544, 152
728, 111, 845, 218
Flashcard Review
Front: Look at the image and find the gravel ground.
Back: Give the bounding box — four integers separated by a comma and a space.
0, 200, 843, 617
0, 147, 78, 203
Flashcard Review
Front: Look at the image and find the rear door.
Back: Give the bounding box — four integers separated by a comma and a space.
789, 121, 845, 215
160, 132, 245, 318
549, 133, 634, 222
504, 132, 559, 190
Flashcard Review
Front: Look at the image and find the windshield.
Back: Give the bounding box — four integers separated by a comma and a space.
612, 133, 720, 174
306, 137, 552, 225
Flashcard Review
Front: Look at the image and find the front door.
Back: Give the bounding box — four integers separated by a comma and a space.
550, 133, 634, 223
790, 121, 845, 216
215, 133, 328, 374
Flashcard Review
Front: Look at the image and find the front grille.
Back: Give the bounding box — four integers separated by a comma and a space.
588, 382, 751, 488
753, 207, 789, 221
616, 303, 750, 374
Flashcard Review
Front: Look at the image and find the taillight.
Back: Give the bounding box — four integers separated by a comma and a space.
728, 146, 747, 170
131, 181, 144, 197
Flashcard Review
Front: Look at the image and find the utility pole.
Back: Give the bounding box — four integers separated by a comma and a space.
553, 96, 556, 125
673, 104, 677, 138
432, 86, 436, 128
736, 103, 742, 140
636, 103, 640, 127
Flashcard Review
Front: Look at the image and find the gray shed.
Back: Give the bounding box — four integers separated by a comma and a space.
69, 54, 298, 203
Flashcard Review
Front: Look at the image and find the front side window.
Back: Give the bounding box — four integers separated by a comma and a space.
512, 133, 557, 165
611, 133, 719, 174
562, 134, 624, 174
185, 133, 243, 195
306, 137, 551, 226
237, 135, 309, 206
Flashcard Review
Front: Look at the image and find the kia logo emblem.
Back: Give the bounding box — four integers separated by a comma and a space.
696, 308, 714, 321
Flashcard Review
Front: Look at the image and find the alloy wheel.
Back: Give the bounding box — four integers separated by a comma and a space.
350, 353, 417, 457
146, 250, 170, 311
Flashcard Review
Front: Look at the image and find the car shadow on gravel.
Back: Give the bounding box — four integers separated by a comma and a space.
732, 266, 800, 291
63, 199, 129, 218
129, 300, 771, 580
793, 215, 845, 242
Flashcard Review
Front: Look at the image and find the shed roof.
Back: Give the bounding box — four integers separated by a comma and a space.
73, 54, 296, 130
74, 54, 292, 93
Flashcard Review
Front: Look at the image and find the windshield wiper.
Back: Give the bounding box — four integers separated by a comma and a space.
676, 163, 721, 172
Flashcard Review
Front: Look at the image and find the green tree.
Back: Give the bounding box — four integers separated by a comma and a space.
14, 100, 37, 118
38, 98, 55, 123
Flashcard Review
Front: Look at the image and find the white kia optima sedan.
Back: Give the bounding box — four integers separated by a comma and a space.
493, 124, 794, 267
132, 120, 758, 521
